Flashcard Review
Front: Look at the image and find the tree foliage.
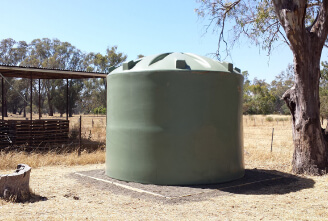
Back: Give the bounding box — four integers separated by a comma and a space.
244, 78, 276, 114
270, 64, 294, 114
196, 0, 325, 58
242, 66, 294, 115
320, 61, 328, 119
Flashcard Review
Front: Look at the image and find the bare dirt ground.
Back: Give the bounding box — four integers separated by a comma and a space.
1, 164, 328, 220
0, 115, 328, 220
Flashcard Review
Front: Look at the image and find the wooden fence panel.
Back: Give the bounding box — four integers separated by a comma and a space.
0, 120, 69, 149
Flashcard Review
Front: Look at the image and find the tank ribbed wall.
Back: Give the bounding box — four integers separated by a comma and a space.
106, 68, 244, 185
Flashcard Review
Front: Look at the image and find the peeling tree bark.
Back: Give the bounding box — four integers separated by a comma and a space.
283, 53, 328, 174
274, 0, 328, 174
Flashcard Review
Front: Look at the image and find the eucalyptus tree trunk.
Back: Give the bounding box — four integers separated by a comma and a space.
274, 0, 328, 174
283, 50, 328, 174
45, 80, 54, 116
48, 99, 54, 116
3, 100, 7, 117
23, 103, 26, 118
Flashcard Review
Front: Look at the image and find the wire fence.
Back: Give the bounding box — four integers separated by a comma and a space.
243, 116, 294, 152
244, 127, 293, 140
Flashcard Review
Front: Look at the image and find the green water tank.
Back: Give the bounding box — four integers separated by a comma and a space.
106, 52, 244, 185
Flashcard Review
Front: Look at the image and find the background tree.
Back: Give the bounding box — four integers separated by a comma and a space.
243, 65, 294, 115
270, 64, 295, 114
320, 61, 328, 121
242, 71, 252, 113
68, 79, 84, 117
52, 79, 66, 117
196, 0, 328, 174
0, 38, 28, 117
81, 46, 127, 113
7, 78, 29, 116
21, 38, 58, 116
243, 76, 276, 114
21, 38, 89, 116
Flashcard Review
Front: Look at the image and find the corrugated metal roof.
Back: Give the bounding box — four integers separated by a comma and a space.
0, 65, 107, 79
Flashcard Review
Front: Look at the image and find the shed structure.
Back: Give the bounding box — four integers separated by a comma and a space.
0, 65, 106, 149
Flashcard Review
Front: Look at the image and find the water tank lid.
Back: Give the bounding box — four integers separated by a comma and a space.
109, 52, 240, 74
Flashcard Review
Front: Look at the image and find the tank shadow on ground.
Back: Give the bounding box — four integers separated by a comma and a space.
189, 169, 315, 195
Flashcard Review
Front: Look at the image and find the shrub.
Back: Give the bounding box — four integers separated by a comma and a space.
92, 107, 106, 115
275, 117, 289, 122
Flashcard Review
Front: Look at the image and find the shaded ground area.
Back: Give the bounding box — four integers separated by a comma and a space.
72, 169, 315, 203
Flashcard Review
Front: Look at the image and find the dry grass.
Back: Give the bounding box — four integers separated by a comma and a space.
0, 150, 105, 173
69, 115, 106, 143
0, 114, 106, 171
1, 114, 328, 220
243, 115, 294, 172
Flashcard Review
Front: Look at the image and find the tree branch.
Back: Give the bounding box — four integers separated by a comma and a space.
272, 0, 307, 52
310, 0, 328, 47
307, 2, 321, 8
278, 29, 291, 47
197, 0, 242, 59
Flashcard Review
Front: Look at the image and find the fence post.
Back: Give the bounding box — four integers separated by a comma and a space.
78, 115, 82, 156
2, 77, 4, 121
271, 128, 274, 152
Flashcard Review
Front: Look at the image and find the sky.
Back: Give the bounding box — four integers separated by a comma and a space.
0, 0, 326, 82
